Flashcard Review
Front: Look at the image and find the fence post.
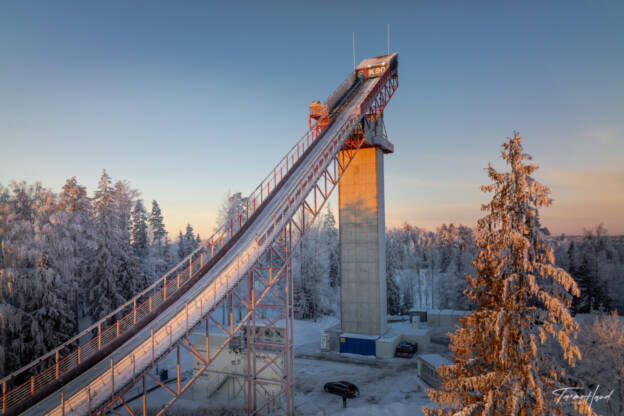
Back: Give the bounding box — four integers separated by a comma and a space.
189, 256, 193, 278
149, 296, 152, 313
116, 320, 120, 337
78, 346, 81, 365
151, 328, 155, 365
30, 376, 34, 396
133, 299, 137, 324
164, 276, 167, 301
55, 350, 60, 379
110, 358, 114, 400
60, 391, 64, 416
98, 322, 102, 350
177, 273, 180, 290
2, 380, 6, 414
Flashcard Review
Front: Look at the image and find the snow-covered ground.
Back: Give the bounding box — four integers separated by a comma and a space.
114, 316, 434, 415
295, 357, 430, 415
292, 317, 432, 415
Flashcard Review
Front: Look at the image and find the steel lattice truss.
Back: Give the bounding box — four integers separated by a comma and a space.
1, 64, 398, 416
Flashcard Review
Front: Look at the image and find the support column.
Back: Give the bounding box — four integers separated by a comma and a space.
338, 146, 387, 336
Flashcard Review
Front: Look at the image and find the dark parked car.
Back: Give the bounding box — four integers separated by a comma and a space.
323, 381, 360, 398
394, 342, 417, 358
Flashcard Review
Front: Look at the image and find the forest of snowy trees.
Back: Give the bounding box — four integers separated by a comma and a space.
384, 223, 624, 317
1, 173, 622, 380
0, 170, 201, 378
1, 158, 623, 413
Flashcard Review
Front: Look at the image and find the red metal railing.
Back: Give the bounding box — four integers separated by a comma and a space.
0, 80, 333, 416
0, 63, 398, 416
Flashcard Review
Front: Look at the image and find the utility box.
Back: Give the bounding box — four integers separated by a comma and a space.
320, 332, 330, 352
339, 334, 378, 356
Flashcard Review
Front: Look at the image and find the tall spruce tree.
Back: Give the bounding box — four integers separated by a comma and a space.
131, 200, 148, 260
184, 223, 197, 254
177, 230, 186, 260
57, 177, 93, 332
424, 133, 593, 416
149, 200, 166, 247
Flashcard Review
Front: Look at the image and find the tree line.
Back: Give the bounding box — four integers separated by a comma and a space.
0, 170, 200, 378
384, 222, 624, 317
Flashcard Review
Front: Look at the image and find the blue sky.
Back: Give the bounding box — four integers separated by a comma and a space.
1, 1, 623, 237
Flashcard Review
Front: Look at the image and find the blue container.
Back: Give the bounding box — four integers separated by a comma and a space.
339, 335, 376, 356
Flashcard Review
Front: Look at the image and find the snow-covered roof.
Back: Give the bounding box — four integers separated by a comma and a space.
340, 333, 380, 340
356, 53, 398, 70
378, 333, 400, 342
388, 321, 430, 336
418, 354, 452, 368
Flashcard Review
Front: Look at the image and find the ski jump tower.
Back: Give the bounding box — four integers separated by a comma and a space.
1, 54, 398, 416
338, 119, 392, 337
338, 60, 394, 337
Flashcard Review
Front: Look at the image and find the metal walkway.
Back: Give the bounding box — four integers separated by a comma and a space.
1, 53, 399, 416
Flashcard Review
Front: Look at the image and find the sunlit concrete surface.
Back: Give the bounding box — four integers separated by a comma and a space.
339, 146, 387, 336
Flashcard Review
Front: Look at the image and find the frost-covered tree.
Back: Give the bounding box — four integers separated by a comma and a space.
87, 170, 124, 320
387, 275, 401, 316
87, 170, 143, 321
0, 182, 74, 376
292, 206, 339, 319
149, 200, 166, 247
147, 200, 169, 278
0, 174, 171, 377
162, 235, 175, 269
184, 223, 198, 254
176, 224, 199, 261
131, 200, 149, 260
56, 177, 94, 332
571, 312, 624, 416
177, 230, 186, 260
30, 190, 75, 354
424, 133, 593, 416
294, 224, 324, 319
321, 206, 339, 288
215, 191, 246, 232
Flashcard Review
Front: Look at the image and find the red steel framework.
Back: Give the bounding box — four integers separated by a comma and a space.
1, 61, 398, 416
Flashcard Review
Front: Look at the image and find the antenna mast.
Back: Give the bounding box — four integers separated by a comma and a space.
352, 32, 356, 70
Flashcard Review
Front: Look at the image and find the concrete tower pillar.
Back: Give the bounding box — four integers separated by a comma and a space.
338, 116, 393, 337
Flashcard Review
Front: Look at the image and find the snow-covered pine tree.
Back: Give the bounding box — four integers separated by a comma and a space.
177, 230, 186, 260
30, 189, 75, 355
293, 222, 323, 319
131, 200, 149, 260
87, 170, 143, 320
400, 284, 414, 315
149, 200, 166, 247
184, 223, 197, 254
424, 132, 593, 416
0, 182, 74, 375
162, 235, 175, 270
572, 311, 624, 416
57, 177, 94, 332
321, 206, 339, 288
87, 170, 123, 320
113, 180, 145, 298
386, 275, 401, 316
148, 200, 168, 277
215, 191, 246, 231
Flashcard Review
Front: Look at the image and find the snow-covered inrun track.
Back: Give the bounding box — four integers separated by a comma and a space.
3, 53, 399, 416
